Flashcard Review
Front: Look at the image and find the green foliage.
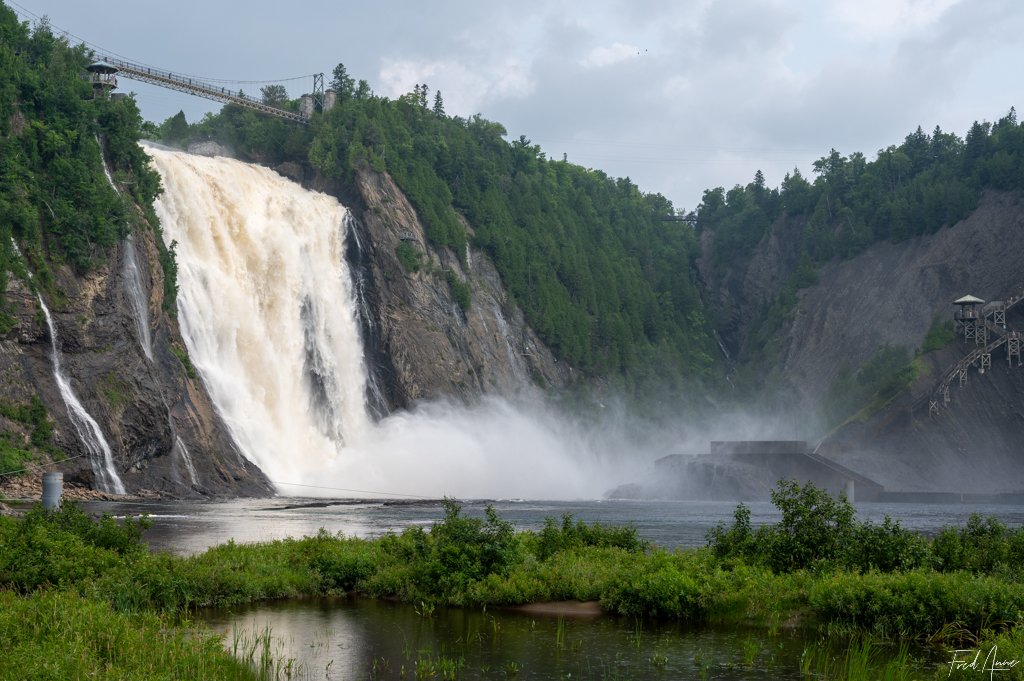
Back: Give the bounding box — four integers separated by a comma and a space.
0, 4, 164, 305
419, 499, 519, 591
532, 512, 648, 560
701, 113, 1024, 386
825, 344, 917, 426
766, 478, 857, 572
931, 513, 1024, 575
0, 590, 260, 681
0, 396, 53, 476
157, 109, 189, 146
921, 314, 956, 354
170, 343, 197, 380
444, 268, 471, 312
708, 480, 928, 573
808, 570, 1024, 637
394, 240, 423, 273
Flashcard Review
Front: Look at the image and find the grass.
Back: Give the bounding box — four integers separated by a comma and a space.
0, 590, 259, 680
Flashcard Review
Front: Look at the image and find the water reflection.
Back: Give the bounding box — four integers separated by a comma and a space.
203, 597, 828, 681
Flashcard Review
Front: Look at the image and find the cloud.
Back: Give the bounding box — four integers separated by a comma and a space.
831, 0, 962, 41
580, 42, 642, 68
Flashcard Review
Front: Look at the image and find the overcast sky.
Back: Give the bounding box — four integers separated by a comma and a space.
11, 0, 1022, 211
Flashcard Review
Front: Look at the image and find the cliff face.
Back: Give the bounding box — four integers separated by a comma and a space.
703, 189, 1024, 492
0, 223, 272, 497
348, 168, 571, 409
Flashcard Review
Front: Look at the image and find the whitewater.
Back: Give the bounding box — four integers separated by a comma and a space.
148, 146, 632, 499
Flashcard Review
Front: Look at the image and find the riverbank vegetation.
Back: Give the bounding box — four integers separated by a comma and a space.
3, 482, 1024, 678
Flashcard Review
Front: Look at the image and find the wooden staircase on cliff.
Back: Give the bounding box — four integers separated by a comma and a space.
918, 287, 1024, 416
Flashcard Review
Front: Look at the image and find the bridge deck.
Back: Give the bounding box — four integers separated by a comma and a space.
99, 56, 309, 125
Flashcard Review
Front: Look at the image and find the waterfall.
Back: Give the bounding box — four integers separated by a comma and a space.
148, 145, 371, 484
37, 295, 126, 494
147, 145, 628, 499
122, 234, 153, 361
172, 436, 199, 487
97, 134, 153, 361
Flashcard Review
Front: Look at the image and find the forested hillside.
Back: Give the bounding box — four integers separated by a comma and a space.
697, 111, 1024, 360
176, 68, 716, 384
0, 7, 162, 304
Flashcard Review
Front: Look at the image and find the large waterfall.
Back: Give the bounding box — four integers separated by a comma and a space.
148, 146, 627, 499
149, 146, 370, 484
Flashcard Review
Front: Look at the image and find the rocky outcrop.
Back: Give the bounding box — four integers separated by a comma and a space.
349, 168, 571, 409
703, 191, 1024, 413
1, 224, 272, 498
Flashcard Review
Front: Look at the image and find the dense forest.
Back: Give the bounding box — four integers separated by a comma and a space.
699, 110, 1024, 357
0, 7, 161, 292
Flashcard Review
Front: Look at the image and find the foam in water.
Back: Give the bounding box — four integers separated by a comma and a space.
148, 146, 630, 499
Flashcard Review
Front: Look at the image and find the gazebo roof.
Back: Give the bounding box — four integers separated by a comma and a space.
954, 294, 986, 305
86, 61, 119, 74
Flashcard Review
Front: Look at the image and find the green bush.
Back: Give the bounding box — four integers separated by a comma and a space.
931, 514, 1024, 575
708, 480, 928, 574
809, 570, 1024, 637
444, 269, 471, 312
533, 513, 648, 560
395, 241, 423, 273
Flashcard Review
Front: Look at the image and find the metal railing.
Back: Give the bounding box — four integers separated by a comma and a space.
98, 55, 309, 124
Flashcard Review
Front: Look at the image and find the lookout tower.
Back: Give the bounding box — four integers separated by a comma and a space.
85, 61, 118, 98
954, 294, 985, 343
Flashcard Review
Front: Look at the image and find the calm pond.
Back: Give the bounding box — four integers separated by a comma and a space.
84, 497, 1023, 679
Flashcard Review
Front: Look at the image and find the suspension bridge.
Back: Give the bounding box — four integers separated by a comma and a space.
89, 56, 326, 125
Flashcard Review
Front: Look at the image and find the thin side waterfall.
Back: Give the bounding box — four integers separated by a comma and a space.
148, 145, 371, 485
122, 234, 153, 361
38, 295, 126, 494
97, 134, 153, 361
172, 436, 199, 487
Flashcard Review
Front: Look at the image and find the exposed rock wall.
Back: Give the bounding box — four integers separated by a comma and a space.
349, 168, 571, 408
1, 224, 272, 497
703, 190, 1024, 413
703, 189, 1024, 492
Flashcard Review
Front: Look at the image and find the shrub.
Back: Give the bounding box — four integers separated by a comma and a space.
395, 241, 423, 273
932, 514, 1024, 574
534, 513, 648, 560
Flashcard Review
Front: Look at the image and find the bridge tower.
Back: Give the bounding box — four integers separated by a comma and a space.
85, 61, 118, 98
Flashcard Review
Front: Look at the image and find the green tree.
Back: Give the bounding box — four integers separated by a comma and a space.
330, 62, 355, 100
260, 84, 288, 106
159, 110, 189, 145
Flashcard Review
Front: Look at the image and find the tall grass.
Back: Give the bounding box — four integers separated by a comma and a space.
0, 590, 259, 680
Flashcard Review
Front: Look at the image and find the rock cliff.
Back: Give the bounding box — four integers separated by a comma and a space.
1, 214, 271, 497
703, 189, 1024, 492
